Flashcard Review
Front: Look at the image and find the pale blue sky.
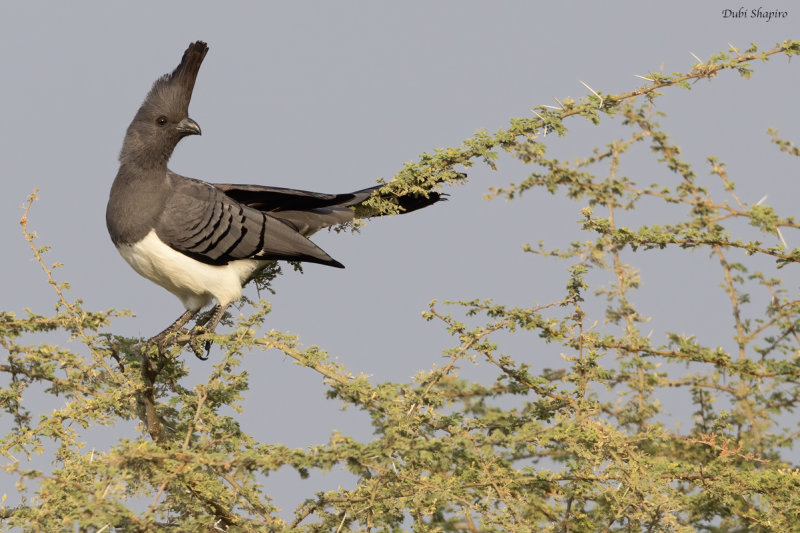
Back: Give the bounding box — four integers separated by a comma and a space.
1, 0, 797, 519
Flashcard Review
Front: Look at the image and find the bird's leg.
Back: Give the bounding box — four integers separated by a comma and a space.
146, 309, 198, 355
189, 303, 229, 360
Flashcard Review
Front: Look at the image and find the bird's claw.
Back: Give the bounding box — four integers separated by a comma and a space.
188, 327, 211, 360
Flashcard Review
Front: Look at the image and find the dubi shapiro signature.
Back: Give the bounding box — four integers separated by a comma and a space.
722, 8, 788, 22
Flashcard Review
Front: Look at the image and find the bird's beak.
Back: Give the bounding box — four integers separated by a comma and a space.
177, 117, 202, 136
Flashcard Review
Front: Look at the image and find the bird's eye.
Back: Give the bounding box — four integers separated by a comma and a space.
156, 116, 168, 126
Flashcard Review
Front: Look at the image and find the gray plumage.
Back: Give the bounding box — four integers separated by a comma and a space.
106, 41, 445, 358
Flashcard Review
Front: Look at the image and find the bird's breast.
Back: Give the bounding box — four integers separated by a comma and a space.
116, 229, 265, 311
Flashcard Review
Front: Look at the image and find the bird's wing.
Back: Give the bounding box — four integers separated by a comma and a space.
156, 174, 343, 268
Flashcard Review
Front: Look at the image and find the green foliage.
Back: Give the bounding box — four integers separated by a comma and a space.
2, 40, 800, 531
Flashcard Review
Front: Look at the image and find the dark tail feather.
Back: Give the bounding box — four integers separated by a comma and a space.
215, 181, 450, 216
346, 186, 447, 217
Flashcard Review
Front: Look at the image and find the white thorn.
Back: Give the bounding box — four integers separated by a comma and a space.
776, 226, 788, 249
541, 104, 561, 110
756, 195, 768, 206
552, 96, 565, 110
579, 79, 603, 108
689, 51, 703, 63
634, 74, 654, 81
336, 512, 348, 533
531, 110, 548, 136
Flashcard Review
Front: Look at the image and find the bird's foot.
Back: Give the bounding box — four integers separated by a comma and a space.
188, 327, 212, 360
145, 309, 199, 356
145, 327, 190, 356
185, 303, 226, 360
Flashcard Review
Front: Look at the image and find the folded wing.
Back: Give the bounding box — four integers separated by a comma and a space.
156, 174, 344, 268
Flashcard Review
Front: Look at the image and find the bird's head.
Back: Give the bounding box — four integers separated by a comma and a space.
119, 41, 208, 168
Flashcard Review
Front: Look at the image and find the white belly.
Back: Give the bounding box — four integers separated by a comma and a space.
117, 230, 265, 311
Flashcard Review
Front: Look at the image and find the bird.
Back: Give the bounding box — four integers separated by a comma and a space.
106, 41, 447, 359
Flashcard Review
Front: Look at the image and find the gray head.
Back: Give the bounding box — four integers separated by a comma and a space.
119, 41, 208, 168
